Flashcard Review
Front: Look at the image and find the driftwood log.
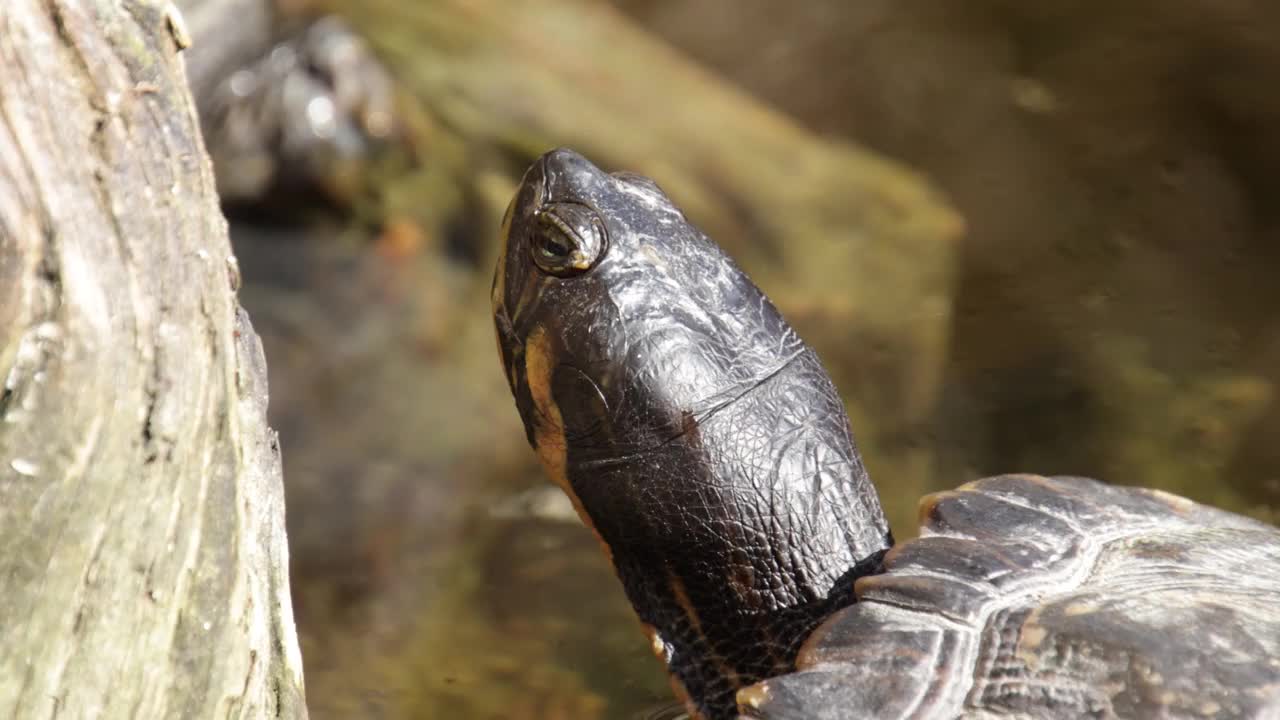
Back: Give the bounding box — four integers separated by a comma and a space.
0, 2, 307, 718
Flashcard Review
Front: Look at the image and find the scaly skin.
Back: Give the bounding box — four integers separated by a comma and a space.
492, 149, 891, 720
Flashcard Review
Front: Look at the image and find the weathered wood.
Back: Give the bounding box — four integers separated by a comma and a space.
0, 2, 306, 718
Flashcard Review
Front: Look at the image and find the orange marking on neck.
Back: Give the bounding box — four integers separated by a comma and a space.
525, 326, 615, 567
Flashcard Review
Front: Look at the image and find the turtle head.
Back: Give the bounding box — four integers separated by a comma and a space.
493, 148, 892, 720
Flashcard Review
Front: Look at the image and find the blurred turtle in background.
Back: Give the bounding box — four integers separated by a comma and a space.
177, 0, 400, 208
494, 148, 1280, 720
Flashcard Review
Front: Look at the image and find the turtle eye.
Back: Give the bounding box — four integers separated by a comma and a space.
536, 227, 573, 261
531, 202, 608, 278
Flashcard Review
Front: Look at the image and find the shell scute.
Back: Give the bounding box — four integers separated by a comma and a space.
853, 571, 993, 625
885, 534, 1036, 584
918, 481, 1083, 579
739, 475, 1280, 719
754, 603, 965, 720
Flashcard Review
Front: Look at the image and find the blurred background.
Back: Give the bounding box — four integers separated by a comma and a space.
179, 0, 1280, 717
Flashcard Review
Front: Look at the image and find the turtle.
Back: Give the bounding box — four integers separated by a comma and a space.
177, 0, 398, 205
491, 148, 1280, 720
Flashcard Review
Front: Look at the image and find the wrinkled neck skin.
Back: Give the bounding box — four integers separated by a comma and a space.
570, 331, 890, 720
494, 149, 893, 720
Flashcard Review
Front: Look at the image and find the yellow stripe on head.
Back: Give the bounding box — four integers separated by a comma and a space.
524, 325, 567, 489
524, 325, 615, 566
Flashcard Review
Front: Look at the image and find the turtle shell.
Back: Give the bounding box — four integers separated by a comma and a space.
738, 474, 1280, 719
